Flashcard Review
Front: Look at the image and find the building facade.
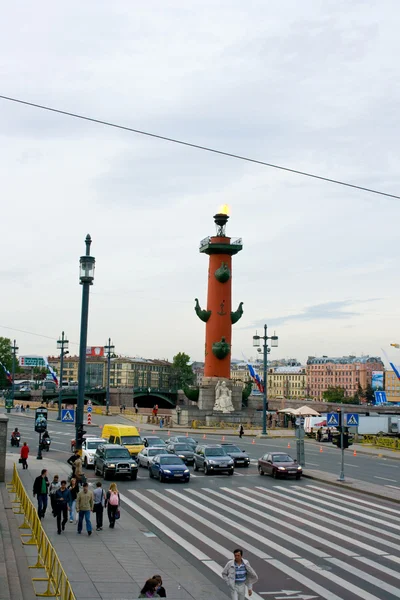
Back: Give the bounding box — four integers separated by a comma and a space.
306, 355, 384, 401
383, 370, 400, 402
268, 366, 307, 399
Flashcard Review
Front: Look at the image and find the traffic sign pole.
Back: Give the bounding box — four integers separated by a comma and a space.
338, 409, 345, 482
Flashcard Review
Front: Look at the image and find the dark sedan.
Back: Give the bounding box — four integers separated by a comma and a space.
166, 443, 195, 465
221, 443, 250, 467
149, 454, 190, 483
143, 436, 166, 448
258, 452, 302, 479
165, 436, 198, 450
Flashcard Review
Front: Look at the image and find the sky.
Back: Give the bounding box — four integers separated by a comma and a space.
1, 1, 399, 367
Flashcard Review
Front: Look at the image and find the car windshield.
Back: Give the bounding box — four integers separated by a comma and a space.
147, 438, 165, 446
121, 436, 142, 445
149, 449, 162, 456
174, 445, 192, 451
223, 445, 241, 453
105, 449, 131, 459
86, 441, 103, 450
177, 437, 196, 445
272, 454, 293, 463
160, 457, 184, 465
204, 448, 226, 457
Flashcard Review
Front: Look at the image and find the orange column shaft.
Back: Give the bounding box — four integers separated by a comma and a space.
204, 237, 232, 379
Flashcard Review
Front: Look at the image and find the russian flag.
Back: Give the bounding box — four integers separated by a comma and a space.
43, 357, 59, 386
0, 362, 12, 384
247, 363, 264, 393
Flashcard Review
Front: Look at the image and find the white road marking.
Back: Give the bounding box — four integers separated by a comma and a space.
325, 557, 400, 598
374, 476, 397, 482
300, 485, 399, 516
386, 484, 400, 490
343, 463, 358, 468
354, 555, 400, 581
305, 485, 400, 514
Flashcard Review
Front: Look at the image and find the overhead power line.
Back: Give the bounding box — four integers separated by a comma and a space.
0, 94, 398, 200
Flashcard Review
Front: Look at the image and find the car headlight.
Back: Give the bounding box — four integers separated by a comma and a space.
228, 461, 234, 466
163, 469, 171, 474
278, 467, 286, 471
108, 464, 116, 468
184, 469, 189, 474
208, 460, 216, 465
178, 455, 185, 459
131, 464, 137, 469
297, 466, 302, 470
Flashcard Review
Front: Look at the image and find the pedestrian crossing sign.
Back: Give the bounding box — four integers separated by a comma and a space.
327, 412, 339, 426
61, 409, 75, 423
346, 413, 359, 427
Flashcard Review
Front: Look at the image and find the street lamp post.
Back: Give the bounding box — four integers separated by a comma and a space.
8, 340, 19, 414
57, 332, 69, 420
253, 325, 278, 436
104, 339, 115, 416
76, 235, 95, 452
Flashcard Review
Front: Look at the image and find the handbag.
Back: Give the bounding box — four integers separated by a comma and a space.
115, 509, 120, 520
18, 458, 23, 464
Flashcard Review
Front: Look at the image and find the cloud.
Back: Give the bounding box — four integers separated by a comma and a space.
248, 300, 378, 329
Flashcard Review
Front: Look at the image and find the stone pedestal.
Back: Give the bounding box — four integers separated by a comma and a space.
0, 416, 8, 482
198, 377, 242, 412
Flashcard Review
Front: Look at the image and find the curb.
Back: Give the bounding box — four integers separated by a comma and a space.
302, 472, 400, 504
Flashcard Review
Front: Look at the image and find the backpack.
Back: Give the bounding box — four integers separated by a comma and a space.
109, 492, 119, 506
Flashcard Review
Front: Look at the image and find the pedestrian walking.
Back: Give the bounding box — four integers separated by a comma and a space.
20, 442, 29, 469
239, 424, 244, 439
105, 482, 120, 528
49, 475, 61, 516
93, 481, 105, 531
67, 450, 80, 478
76, 482, 94, 536
159, 417, 164, 429
139, 578, 160, 598
55, 480, 71, 534
152, 575, 166, 597
135, 403, 139, 414
222, 548, 258, 600
68, 478, 80, 523
33, 469, 49, 520
317, 427, 323, 443
120, 405, 123, 414
327, 427, 332, 442
74, 453, 83, 483
122, 404, 126, 413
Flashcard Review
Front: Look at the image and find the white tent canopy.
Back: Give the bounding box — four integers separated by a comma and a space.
293, 405, 321, 416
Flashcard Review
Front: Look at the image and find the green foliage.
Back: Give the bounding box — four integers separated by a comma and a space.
183, 386, 199, 402
0, 337, 13, 387
365, 383, 375, 403
322, 386, 346, 403
242, 380, 253, 402
172, 352, 194, 388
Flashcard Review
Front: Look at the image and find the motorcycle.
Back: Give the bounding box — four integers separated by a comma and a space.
40, 437, 51, 452
11, 434, 21, 447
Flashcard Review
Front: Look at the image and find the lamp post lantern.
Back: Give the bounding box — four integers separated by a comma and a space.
76, 235, 95, 452
253, 325, 278, 436
104, 339, 115, 416
56, 332, 69, 420
7, 340, 19, 414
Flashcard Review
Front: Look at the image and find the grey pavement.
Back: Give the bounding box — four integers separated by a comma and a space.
7, 454, 229, 600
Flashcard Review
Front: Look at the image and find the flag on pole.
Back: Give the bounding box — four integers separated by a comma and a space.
381, 348, 400, 380
43, 357, 59, 386
0, 362, 12, 384
247, 363, 264, 393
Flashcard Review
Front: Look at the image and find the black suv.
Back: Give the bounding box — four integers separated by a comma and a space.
221, 443, 250, 467
193, 444, 234, 475
94, 444, 138, 480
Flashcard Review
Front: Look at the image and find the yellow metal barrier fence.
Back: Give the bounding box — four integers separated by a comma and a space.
7, 464, 76, 600
361, 435, 400, 450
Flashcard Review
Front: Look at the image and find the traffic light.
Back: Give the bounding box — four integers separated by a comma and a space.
332, 427, 353, 448
76, 425, 87, 446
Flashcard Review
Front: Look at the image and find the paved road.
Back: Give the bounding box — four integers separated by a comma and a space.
6, 414, 400, 600
6, 414, 400, 492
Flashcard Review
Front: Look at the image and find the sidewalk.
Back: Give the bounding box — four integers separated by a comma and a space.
0, 483, 36, 600
7, 454, 228, 600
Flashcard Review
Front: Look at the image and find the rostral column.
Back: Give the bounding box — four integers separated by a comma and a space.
195, 207, 243, 378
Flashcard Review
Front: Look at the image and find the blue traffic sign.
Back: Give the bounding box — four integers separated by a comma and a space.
345, 413, 359, 427
86, 405, 93, 413
61, 409, 75, 423
374, 391, 387, 405
327, 412, 339, 427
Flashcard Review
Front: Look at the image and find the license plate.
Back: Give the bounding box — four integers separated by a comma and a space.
237, 460, 244, 463
174, 473, 183, 477
289, 470, 297, 473
119, 468, 129, 472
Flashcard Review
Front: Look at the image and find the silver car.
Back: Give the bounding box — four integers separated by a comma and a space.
137, 447, 166, 468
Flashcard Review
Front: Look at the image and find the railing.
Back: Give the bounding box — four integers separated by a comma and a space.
7, 464, 76, 600
361, 435, 400, 450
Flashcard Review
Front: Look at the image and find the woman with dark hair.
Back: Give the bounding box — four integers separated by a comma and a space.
152, 574, 166, 597
139, 578, 160, 598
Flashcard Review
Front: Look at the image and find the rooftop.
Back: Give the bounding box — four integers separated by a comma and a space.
307, 355, 383, 365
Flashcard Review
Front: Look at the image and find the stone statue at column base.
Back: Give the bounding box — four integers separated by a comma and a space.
213, 380, 235, 413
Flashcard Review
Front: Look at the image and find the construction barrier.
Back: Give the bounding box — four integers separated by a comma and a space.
7, 464, 76, 600
361, 435, 400, 450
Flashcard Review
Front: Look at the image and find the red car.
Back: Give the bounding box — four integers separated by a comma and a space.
258, 452, 302, 479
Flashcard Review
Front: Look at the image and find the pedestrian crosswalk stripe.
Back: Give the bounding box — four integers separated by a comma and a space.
177, 489, 331, 558
301, 484, 400, 516
222, 487, 394, 554
305, 484, 400, 514
253, 487, 400, 543
324, 557, 400, 598
274, 486, 400, 531
354, 555, 400, 581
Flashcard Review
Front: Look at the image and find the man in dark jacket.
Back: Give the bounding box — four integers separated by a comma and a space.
55, 480, 71, 534
33, 469, 49, 519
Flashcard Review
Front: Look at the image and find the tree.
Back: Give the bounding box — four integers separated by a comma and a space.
172, 352, 194, 389
365, 383, 375, 404
322, 386, 346, 403
352, 382, 364, 405
0, 337, 13, 388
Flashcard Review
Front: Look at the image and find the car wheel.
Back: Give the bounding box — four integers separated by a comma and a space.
228, 470, 234, 476
103, 468, 109, 480
204, 464, 209, 475
193, 461, 198, 471
83, 457, 88, 468
244, 463, 250, 468
131, 472, 138, 481
258, 465, 264, 476
149, 469, 154, 479
296, 474, 302, 480
160, 473, 165, 483
272, 469, 278, 479
183, 477, 190, 483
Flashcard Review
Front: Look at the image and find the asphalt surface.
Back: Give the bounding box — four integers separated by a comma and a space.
6, 413, 400, 599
